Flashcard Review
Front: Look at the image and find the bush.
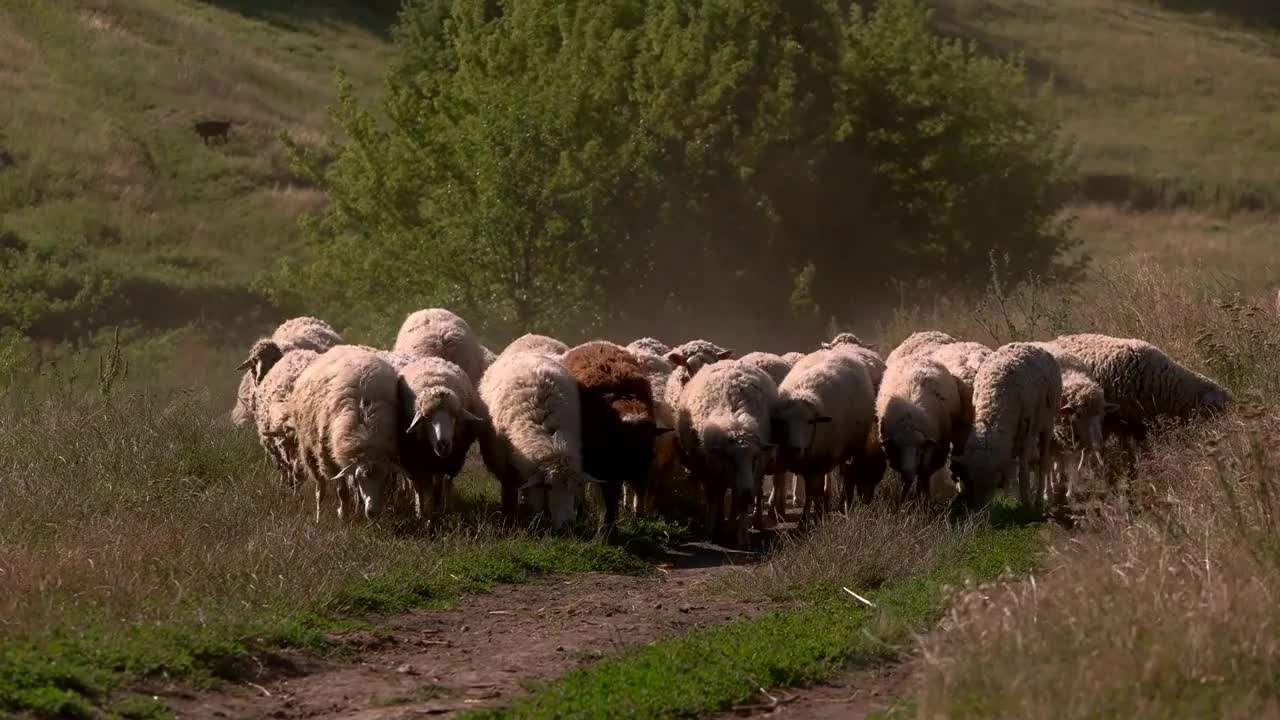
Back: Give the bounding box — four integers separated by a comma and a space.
283, 0, 1077, 344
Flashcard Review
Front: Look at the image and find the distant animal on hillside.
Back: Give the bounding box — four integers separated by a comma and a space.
193, 119, 234, 144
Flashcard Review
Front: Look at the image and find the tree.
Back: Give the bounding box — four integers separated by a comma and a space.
281, 0, 1078, 345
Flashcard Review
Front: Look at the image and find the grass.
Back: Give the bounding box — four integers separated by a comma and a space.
931, 0, 1280, 210
0, 0, 393, 342
466, 506, 1045, 719
0, 342, 659, 718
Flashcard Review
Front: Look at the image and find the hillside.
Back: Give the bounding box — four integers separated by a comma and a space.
1, 0, 1277, 345
933, 0, 1280, 209
0, 0, 393, 341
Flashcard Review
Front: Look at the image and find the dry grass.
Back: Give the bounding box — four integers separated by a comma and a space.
888, 220, 1280, 716
912, 414, 1280, 718
932, 0, 1280, 208
716, 502, 969, 601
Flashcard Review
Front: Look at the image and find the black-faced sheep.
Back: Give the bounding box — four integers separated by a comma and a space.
397, 357, 488, 521
561, 341, 671, 529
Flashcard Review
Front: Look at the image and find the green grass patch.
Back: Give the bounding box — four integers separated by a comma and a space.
0, 538, 647, 719
468, 517, 1043, 720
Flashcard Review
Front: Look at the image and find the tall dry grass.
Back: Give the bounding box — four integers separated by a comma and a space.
901, 245, 1280, 717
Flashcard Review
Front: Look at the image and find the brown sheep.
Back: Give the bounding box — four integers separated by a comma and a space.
561, 341, 672, 529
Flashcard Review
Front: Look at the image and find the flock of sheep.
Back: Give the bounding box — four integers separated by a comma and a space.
230, 309, 1232, 545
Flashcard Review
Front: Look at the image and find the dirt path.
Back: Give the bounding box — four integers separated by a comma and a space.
713, 662, 913, 720
156, 543, 774, 719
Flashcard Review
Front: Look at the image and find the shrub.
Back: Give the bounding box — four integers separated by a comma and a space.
283, 0, 1077, 343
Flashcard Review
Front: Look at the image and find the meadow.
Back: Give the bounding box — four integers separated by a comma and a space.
1, 0, 1279, 718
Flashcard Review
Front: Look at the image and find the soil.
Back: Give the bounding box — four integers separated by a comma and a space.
155, 542, 775, 720
712, 662, 915, 720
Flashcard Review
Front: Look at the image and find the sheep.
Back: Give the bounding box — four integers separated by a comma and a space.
663, 339, 734, 412
478, 350, 594, 530
1029, 341, 1113, 498
928, 341, 993, 443
501, 333, 569, 359
885, 330, 958, 366
628, 337, 671, 357
397, 357, 488, 521
393, 308, 487, 385
250, 349, 320, 489
822, 333, 887, 394
1049, 333, 1231, 486
625, 349, 684, 515
481, 344, 498, 372
561, 342, 670, 529
781, 351, 804, 365
773, 350, 877, 528
950, 343, 1063, 518
377, 349, 416, 371
675, 360, 776, 546
232, 316, 343, 426
737, 351, 802, 521
876, 356, 967, 505
737, 352, 793, 385
290, 346, 401, 523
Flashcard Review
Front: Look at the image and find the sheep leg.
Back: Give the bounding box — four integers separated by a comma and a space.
500, 478, 519, 530
1040, 429, 1055, 515
602, 480, 622, 532
703, 482, 721, 541
768, 473, 788, 521
336, 478, 355, 522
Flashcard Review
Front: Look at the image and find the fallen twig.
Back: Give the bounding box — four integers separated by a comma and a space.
842, 586, 876, 608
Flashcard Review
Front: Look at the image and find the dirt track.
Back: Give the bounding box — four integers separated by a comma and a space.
157, 543, 775, 719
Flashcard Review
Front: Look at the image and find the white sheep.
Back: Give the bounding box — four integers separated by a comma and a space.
663, 339, 734, 415
876, 356, 967, 505
928, 341, 993, 442
232, 316, 343, 426
627, 337, 672, 357
501, 333, 569, 359
773, 349, 877, 528
1029, 341, 1113, 498
885, 330, 958, 366
250, 348, 319, 489
781, 351, 805, 365
478, 350, 595, 530
676, 360, 776, 546
397, 356, 488, 521
393, 308, 487, 385
822, 333, 887, 394
1050, 333, 1231, 485
737, 351, 802, 522
290, 346, 402, 523
950, 343, 1063, 517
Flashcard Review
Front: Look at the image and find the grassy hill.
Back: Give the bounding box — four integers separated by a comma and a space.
0, 0, 1276, 346
0, 0, 393, 342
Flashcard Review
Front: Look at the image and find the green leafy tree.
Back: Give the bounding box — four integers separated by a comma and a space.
282, 0, 1078, 344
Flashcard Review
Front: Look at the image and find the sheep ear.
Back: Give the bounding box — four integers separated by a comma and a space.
810, 415, 833, 425
1104, 402, 1120, 412
665, 351, 688, 368
584, 473, 607, 485
236, 358, 253, 371
716, 349, 734, 360
406, 412, 424, 435
461, 408, 484, 425
651, 425, 675, 438
819, 342, 833, 350
333, 464, 355, 480
761, 442, 777, 452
